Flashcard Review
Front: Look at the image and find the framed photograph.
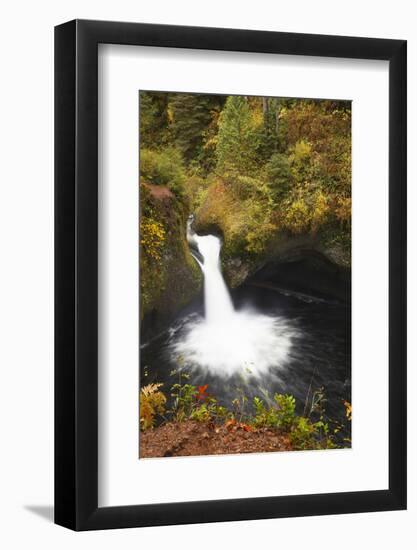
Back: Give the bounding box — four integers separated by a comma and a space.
55, 20, 406, 530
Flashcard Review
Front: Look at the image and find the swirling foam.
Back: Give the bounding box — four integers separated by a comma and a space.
171, 310, 297, 377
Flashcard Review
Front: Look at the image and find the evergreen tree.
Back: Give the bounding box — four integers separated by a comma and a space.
264, 153, 292, 199
139, 92, 170, 148
259, 97, 281, 160
169, 93, 224, 169
216, 96, 260, 174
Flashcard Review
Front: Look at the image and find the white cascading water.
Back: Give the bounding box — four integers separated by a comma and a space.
171, 219, 297, 377
191, 234, 234, 324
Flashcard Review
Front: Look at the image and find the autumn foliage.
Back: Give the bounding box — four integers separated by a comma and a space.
139, 373, 352, 453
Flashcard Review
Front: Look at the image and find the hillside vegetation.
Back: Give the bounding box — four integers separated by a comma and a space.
140, 92, 351, 322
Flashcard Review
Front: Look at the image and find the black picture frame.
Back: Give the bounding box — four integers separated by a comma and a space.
55, 19, 407, 531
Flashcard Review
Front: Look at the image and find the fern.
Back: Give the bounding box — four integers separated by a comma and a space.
140, 383, 166, 431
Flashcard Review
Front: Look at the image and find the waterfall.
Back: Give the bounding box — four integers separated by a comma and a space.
191, 233, 234, 323
173, 219, 297, 377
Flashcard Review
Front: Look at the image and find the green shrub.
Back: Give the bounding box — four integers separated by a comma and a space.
140, 148, 186, 197
252, 394, 296, 429
274, 394, 296, 428
170, 381, 198, 421
289, 416, 316, 449
182, 174, 208, 211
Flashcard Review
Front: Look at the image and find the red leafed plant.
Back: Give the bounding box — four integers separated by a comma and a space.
196, 384, 209, 401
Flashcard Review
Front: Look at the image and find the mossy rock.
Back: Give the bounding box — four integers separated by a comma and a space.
140, 182, 202, 337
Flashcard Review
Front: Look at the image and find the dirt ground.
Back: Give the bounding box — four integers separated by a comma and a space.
141, 181, 174, 200
140, 420, 292, 458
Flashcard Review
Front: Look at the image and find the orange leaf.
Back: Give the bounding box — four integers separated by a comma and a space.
240, 423, 254, 432
225, 419, 237, 430
196, 384, 209, 401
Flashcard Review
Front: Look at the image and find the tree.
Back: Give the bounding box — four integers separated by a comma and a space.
216, 96, 260, 175
169, 93, 224, 171
264, 153, 292, 199
259, 97, 280, 159
139, 92, 170, 148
